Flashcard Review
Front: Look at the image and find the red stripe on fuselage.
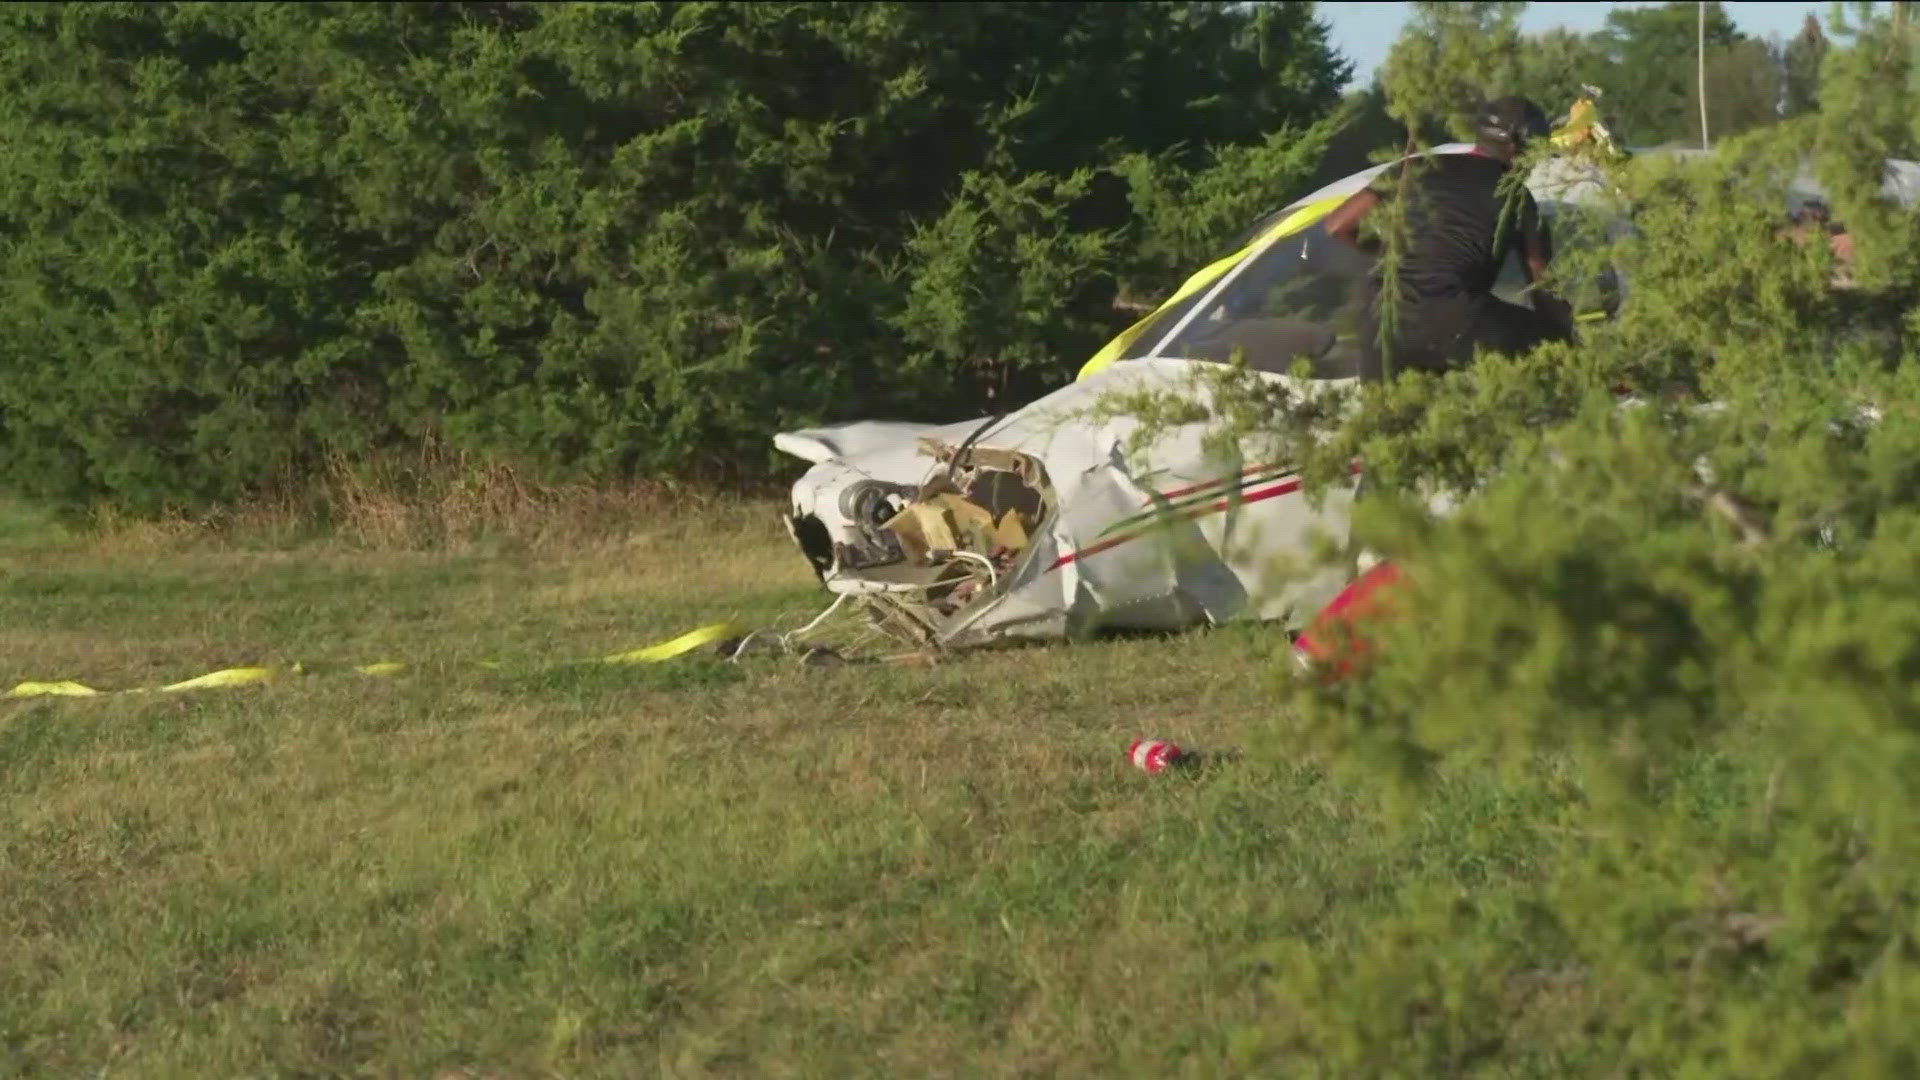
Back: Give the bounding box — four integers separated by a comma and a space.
1151, 464, 1284, 504
1047, 477, 1305, 572
1047, 460, 1365, 572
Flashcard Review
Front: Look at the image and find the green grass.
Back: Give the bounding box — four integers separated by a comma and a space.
0, 497, 66, 547
1, 497, 1607, 1076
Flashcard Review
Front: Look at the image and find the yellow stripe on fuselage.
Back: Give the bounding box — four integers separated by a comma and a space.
1076, 195, 1345, 382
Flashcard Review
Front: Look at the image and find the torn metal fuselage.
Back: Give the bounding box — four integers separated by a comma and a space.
777, 359, 1366, 653
784, 437, 1058, 649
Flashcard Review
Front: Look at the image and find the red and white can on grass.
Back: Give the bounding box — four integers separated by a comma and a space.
1128, 738, 1183, 775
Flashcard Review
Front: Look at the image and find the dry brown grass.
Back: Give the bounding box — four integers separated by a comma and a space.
314, 441, 704, 552
64, 438, 783, 559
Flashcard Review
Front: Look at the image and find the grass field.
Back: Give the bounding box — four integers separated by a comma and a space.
0, 496, 1602, 1076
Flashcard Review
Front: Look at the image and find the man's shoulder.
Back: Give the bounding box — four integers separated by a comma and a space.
1430, 152, 1514, 183
1394, 154, 1504, 201
1440, 155, 1540, 209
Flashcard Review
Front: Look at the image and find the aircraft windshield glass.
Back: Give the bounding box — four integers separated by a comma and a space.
1145, 221, 1374, 377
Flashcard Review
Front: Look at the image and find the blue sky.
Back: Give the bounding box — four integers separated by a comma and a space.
1322, 2, 1845, 89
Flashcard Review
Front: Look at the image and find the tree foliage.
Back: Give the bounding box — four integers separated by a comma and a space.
1782, 13, 1830, 118
0, 0, 1349, 514
1378, 2, 1527, 140
1157, 4, 1920, 1072
1596, 0, 1742, 146
1364, 2, 1833, 154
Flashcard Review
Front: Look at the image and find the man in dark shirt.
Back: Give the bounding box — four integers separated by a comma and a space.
1324, 96, 1576, 381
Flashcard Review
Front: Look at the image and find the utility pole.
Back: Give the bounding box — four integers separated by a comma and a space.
1698, 1, 1711, 150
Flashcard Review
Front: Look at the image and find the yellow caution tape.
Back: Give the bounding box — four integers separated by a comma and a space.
161, 666, 278, 692
5, 623, 743, 702
1550, 96, 1601, 150
6, 680, 101, 699
1549, 95, 1625, 162
602, 622, 739, 665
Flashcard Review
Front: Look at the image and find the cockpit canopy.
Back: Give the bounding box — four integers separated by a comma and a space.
1079, 144, 1919, 383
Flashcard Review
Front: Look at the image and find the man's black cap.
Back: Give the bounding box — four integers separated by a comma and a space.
1475, 96, 1550, 154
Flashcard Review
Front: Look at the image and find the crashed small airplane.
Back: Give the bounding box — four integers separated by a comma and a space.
774, 108, 1916, 657
778, 358, 1364, 653
774, 118, 1616, 655
773, 144, 1489, 654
